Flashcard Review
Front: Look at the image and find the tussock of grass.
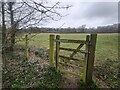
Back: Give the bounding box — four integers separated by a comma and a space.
38, 67, 62, 88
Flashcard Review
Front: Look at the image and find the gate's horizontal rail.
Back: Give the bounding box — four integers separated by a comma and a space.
55, 39, 87, 44
59, 62, 83, 70
60, 47, 89, 54
60, 47, 79, 52
59, 55, 85, 62
60, 68, 81, 77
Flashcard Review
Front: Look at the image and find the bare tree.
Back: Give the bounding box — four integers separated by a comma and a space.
1, 1, 6, 50
1, 0, 8, 69
2, 0, 71, 51
7, 2, 16, 51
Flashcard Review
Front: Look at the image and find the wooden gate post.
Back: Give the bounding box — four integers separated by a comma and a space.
25, 35, 28, 60
83, 35, 90, 82
86, 34, 97, 84
56, 35, 60, 71
49, 35, 55, 67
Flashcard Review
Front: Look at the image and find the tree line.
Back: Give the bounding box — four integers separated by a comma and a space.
18, 23, 118, 33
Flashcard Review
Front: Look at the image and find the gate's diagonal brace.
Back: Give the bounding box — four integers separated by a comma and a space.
70, 44, 84, 58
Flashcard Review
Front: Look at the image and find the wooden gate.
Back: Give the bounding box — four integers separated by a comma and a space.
49, 34, 97, 84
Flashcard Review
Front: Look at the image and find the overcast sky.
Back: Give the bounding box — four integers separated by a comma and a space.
42, 0, 119, 28
4, 0, 119, 28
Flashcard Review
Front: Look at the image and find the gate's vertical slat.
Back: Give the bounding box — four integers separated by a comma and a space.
86, 34, 97, 84
83, 35, 90, 82
49, 35, 55, 67
25, 35, 28, 60
56, 35, 60, 71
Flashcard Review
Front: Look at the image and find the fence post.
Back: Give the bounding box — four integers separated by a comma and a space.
56, 35, 60, 71
49, 35, 55, 67
25, 35, 28, 60
86, 34, 97, 84
83, 35, 90, 82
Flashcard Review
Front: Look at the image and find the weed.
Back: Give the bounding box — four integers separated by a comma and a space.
78, 79, 99, 89
38, 67, 61, 88
94, 58, 118, 88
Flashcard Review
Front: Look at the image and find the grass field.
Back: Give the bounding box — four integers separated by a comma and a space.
17, 33, 118, 65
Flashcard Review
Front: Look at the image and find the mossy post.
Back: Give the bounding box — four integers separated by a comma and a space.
83, 35, 90, 82
25, 35, 28, 60
86, 34, 97, 84
56, 35, 60, 71
49, 35, 55, 67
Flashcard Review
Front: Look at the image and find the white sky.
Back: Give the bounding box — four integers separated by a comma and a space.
4, 0, 119, 28
42, 0, 119, 28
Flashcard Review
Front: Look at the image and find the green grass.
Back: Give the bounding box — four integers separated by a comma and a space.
16, 33, 118, 64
